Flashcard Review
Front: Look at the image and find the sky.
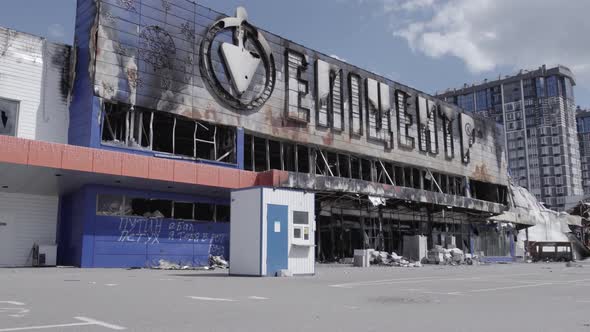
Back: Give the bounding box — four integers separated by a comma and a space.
1, 0, 589, 108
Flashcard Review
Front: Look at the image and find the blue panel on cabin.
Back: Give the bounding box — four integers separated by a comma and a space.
266, 204, 289, 277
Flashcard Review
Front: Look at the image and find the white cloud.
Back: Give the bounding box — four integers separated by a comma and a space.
379, 0, 590, 98
48, 23, 65, 40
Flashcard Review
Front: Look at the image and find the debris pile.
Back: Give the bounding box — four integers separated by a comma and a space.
151, 255, 229, 270
426, 246, 476, 265
209, 255, 229, 269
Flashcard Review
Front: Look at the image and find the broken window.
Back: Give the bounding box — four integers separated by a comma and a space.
296, 145, 309, 173
283, 142, 296, 172
315, 149, 328, 176
394, 166, 404, 187
269, 139, 281, 170
244, 134, 254, 171
128, 198, 172, 218
253, 136, 267, 172
129, 109, 151, 148
361, 159, 372, 182
327, 151, 338, 177
96, 194, 124, 215
102, 103, 128, 143
216, 205, 230, 222
338, 154, 350, 178
101, 102, 236, 164
173, 202, 194, 220
412, 168, 420, 189
404, 167, 412, 188
351, 156, 361, 179
174, 117, 195, 157
195, 121, 215, 160
195, 202, 216, 221
215, 125, 236, 163
153, 112, 174, 154
440, 174, 448, 193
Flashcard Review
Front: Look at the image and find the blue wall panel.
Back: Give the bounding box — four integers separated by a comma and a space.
59, 184, 230, 268
70, 0, 100, 148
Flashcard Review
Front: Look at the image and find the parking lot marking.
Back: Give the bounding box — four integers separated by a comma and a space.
0, 317, 126, 331
330, 276, 481, 288
187, 296, 236, 302
74, 317, 126, 330
248, 296, 269, 300
470, 282, 553, 293
0, 302, 25, 306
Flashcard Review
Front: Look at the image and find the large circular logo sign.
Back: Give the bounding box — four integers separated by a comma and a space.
199, 7, 276, 111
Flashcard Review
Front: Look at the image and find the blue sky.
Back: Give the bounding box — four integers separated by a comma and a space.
1, 0, 589, 107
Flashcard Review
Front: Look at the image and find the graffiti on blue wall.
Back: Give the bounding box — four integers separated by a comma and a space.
118, 217, 163, 244
94, 215, 230, 268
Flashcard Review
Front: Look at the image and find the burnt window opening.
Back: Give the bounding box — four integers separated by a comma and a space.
174, 118, 195, 157
173, 202, 194, 220
394, 166, 404, 187
338, 154, 351, 178
269, 140, 282, 170
297, 145, 309, 173
244, 134, 254, 171
448, 176, 457, 195
456, 177, 466, 196
284, 142, 296, 172
102, 103, 128, 143
102, 102, 236, 163
195, 122, 215, 160
129, 198, 172, 218
470, 179, 504, 203
253, 136, 267, 172
327, 151, 339, 177
216, 205, 231, 222
195, 202, 216, 221
95, 195, 231, 221
376, 161, 394, 185
215, 125, 236, 163
129, 110, 151, 148
315, 149, 329, 176
404, 167, 412, 188
361, 159, 372, 182
412, 168, 421, 189
440, 174, 449, 194
153, 113, 174, 153
351, 156, 361, 179
423, 170, 432, 191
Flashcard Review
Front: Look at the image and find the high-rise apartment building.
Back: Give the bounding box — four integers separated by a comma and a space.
576, 108, 590, 195
438, 65, 583, 211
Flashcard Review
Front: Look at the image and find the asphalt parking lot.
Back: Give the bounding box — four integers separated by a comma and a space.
1, 263, 590, 332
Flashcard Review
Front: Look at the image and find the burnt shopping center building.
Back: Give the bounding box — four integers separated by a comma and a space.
0, 0, 515, 267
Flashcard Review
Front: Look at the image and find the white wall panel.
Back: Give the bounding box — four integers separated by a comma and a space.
0, 27, 70, 143
229, 188, 262, 276
0, 192, 59, 267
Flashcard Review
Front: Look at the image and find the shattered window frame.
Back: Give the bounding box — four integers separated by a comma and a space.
100, 101, 237, 164
95, 194, 232, 222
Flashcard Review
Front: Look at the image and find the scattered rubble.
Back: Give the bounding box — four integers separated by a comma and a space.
151, 255, 229, 270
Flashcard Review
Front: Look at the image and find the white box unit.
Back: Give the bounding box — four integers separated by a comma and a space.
33, 244, 57, 266
230, 187, 315, 276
